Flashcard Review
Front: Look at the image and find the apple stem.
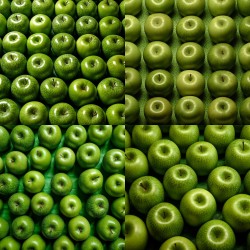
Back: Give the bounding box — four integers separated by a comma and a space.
189, 73, 192, 81
139, 182, 147, 191
219, 125, 224, 129
199, 145, 203, 152
243, 141, 245, 151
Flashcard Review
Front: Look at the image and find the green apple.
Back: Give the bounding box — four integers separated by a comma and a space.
186, 141, 218, 176
77, 104, 106, 125
0, 173, 19, 196
51, 173, 73, 196
31, 192, 54, 216
241, 125, 250, 140
2, 31, 27, 53
76, 0, 97, 18
208, 0, 235, 16
80, 236, 103, 250
53, 235, 74, 250
76, 34, 100, 59
8, 192, 30, 216
22, 235, 46, 250
96, 215, 121, 241
60, 194, 82, 218
129, 175, 164, 214
23, 170, 45, 193
159, 236, 196, 250
125, 0, 142, 16
180, 188, 217, 227
102, 35, 125, 59
204, 125, 235, 154
77, 142, 101, 168
52, 14, 75, 34
0, 217, 9, 240
208, 166, 241, 202
177, 0, 205, 16
38, 125, 62, 150
239, 16, 250, 42
169, 125, 199, 153
0, 126, 10, 152
225, 139, 250, 174
49, 103, 76, 127
145, 0, 174, 14
144, 13, 173, 42
110, 125, 125, 149
146, 202, 184, 242
11, 75, 39, 103
68, 216, 90, 241
176, 16, 205, 42
55, 0, 76, 16
29, 146, 51, 171
106, 103, 125, 125
86, 194, 109, 218
7, 13, 29, 35
109, 238, 125, 250
0, 99, 20, 126
102, 148, 124, 173
0, 74, 11, 99
27, 53, 53, 80
148, 139, 181, 175
0, 158, 3, 173
78, 168, 103, 194
51, 33, 75, 56
125, 94, 140, 124
237, 0, 250, 16
239, 43, 250, 71
244, 170, 250, 194
5, 151, 28, 175
40, 77, 68, 105
240, 97, 250, 124
41, 214, 65, 239
124, 15, 141, 42
54, 54, 80, 81
64, 125, 87, 149
125, 67, 141, 95
196, 220, 236, 250
0, 14, 6, 37
55, 147, 75, 172
176, 70, 205, 97
208, 97, 237, 125
32, 0, 54, 17
1, 51, 26, 79
0, 236, 20, 250
0, 0, 10, 18
29, 14, 51, 35
240, 71, 250, 97
105, 174, 125, 197
132, 125, 162, 153
98, 0, 119, 18
11, 215, 34, 240
125, 215, 148, 250
222, 194, 250, 232
107, 55, 125, 80
163, 164, 198, 200
125, 148, 149, 183
99, 16, 122, 38
11, 0, 32, 17
175, 96, 205, 124
76, 16, 98, 36
111, 197, 125, 220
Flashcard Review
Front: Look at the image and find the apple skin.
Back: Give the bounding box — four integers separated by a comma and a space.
208, 16, 236, 43
125, 215, 148, 250
222, 194, 250, 232
29, 146, 51, 171
0, 236, 21, 250
144, 13, 173, 42
148, 139, 181, 175
125, 94, 140, 124
129, 175, 165, 214
163, 164, 198, 200
0, 74, 11, 99
51, 173, 73, 196
32, 0, 54, 17
237, 0, 250, 16
80, 236, 103, 250
102, 148, 124, 173
240, 71, 250, 97
68, 216, 90, 241
0, 126, 10, 152
86, 194, 109, 219
88, 125, 112, 146
54, 147, 75, 172
11, 215, 34, 240
99, 16, 122, 38
124, 15, 141, 43
60, 194, 82, 218
7, 13, 29, 35
76, 0, 98, 18
180, 188, 217, 227
225, 139, 250, 174
176, 16, 205, 42
0, 173, 19, 196
52, 14, 75, 35
29, 14, 51, 35
53, 235, 74, 250
5, 151, 28, 175
64, 125, 87, 149
177, 0, 205, 16
125, 0, 142, 16
23, 170, 45, 193
244, 170, 250, 194
208, 0, 235, 16
145, 0, 174, 14
207, 166, 241, 202
239, 17, 250, 42
208, 97, 237, 125
207, 70, 238, 98
98, 0, 119, 18
186, 141, 218, 176
239, 43, 250, 71
204, 125, 235, 154
8, 192, 30, 216
175, 96, 205, 124
22, 234, 46, 250
104, 173, 125, 197
159, 236, 196, 250
76, 16, 98, 36
110, 125, 125, 149
55, 0, 76, 17
146, 202, 184, 242
208, 43, 236, 71
240, 97, 250, 124
0, 218, 9, 240
2, 31, 27, 53
51, 33, 75, 56
31, 192, 54, 216
196, 220, 236, 250
27, 33, 51, 55
106, 103, 125, 125
125, 41, 141, 68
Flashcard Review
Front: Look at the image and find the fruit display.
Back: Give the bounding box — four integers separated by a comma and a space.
125, 0, 250, 124
0, 0, 125, 126
0, 125, 125, 249
125, 125, 250, 249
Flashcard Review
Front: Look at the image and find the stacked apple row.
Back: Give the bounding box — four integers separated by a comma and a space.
125, 125, 250, 249
0, 0, 125, 126
125, 0, 250, 125
0, 125, 125, 249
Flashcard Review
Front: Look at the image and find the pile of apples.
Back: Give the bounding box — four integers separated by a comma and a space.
125, 125, 250, 249
0, 125, 125, 249
125, 0, 250, 124
0, 0, 125, 126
